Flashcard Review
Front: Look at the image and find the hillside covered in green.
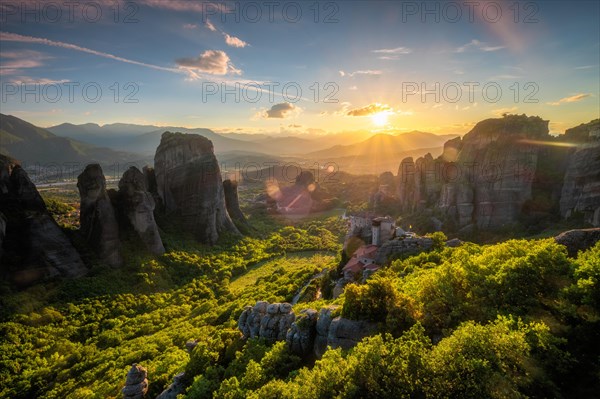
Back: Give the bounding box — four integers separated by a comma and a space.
1, 205, 598, 398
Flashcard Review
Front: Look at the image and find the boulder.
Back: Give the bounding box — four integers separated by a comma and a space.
554, 228, 600, 257
117, 167, 164, 255
122, 364, 148, 399
156, 372, 186, 399
77, 164, 122, 267
154, 132, 239, 244
0, 154, 87, 286
445, 238, 462, 247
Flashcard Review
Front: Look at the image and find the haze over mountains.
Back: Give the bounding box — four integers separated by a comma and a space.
0, 115, 458, 176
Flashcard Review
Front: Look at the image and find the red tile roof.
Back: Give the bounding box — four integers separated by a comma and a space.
352, 244, 378, 259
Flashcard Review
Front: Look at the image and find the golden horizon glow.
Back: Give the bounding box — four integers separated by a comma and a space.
371, 111, 389, 127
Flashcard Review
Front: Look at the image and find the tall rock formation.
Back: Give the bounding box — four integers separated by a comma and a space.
395, 114, 591, 230
77, 164, 123, 267
117, 166, 165, 255
223, 179, 250, 230
154, 132, 239, 244
559, 120, 600, 226
122, 364, 148, 399
0, 154, 87, 285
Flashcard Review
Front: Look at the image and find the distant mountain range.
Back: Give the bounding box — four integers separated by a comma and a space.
1, 114, 459, 177
0, 114, 147, 167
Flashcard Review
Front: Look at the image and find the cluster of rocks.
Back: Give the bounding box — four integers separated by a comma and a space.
1, 131, 250, 285
77, 164, 165, 267
238, 301, 295, 342
396, 115, 600, 230
122, 364, 148, 399
238, 301, 378, 359
0, 154, 87, 286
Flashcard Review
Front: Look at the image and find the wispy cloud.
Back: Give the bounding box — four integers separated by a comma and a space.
0, 31, 180, 73
205, 18, 217, 32
183, 23, 198, 29
339, 70, 382, 77
176, 50, 241, 75
547, 93, 592, 106
347, 103, 392, 116
0, 49, 51, 74
574, 65, 598, 70
224, 33, 248, 48
373, 47, 412, 54
455, 39, 505, 53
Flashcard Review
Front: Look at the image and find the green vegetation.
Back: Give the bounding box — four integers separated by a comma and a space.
1, 194, 599, 398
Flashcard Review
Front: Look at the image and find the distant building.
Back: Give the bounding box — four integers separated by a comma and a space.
371, 216, 394, 245
342, 244, 380, 280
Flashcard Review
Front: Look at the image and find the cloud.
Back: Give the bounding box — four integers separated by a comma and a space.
339, 70, 382, 77
347, 103, 392, 116
183, 23, 198, 29
348, 86, 358, 91
259, 102, 300, 119
176, 50, 240, 75
205, 18, 217, 31
492, 106, 518, 116
8, 77, 70, 85
0, 49, 52, 74
547, 93, 592, 106
574, 65, 597, 70
0, 31, 179, 73
455, 39, 505, 53
372, 46, 412, 55
224, 33, 248, 48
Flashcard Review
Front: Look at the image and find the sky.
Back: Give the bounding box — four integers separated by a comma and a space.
1, 0, 599, 135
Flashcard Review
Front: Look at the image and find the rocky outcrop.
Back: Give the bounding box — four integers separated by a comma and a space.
286, 309, 318, 356
238, 301, 295, 342
223, 179, 250, 230
395, 115, 594, 231
559, 120, 600, 226
117, 167, 164, 255
327, 316, 378, 350
154, 132, 239, 244
240, 302, 379, 359
122, 364, 148, 399
156, 372, 185, 399
554, 228, 600, 257
0, 154, 87, 286
375, 236, 434, 264
77, 164, 122, 267
314, 306, 339, 358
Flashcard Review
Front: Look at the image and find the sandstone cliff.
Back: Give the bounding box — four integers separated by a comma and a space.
154, 132, 240, 244
223, 179, 250, 231
0, 154, 87, 285
396, 115, 599, 230
559, 119, 600, 226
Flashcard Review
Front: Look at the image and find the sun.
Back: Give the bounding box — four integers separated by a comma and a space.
371, 111, 389, 127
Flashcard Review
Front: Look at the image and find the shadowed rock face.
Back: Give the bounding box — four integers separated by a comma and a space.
560, 120, 600, 227
154, 132, 239, 244
77, 164, 122, 267
396, 115, 579, 229
0, 154, 87, 286
118, 167, 165, 255
223, 179, 249, 229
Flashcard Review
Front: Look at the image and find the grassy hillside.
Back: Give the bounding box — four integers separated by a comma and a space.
0, 193, 598, 399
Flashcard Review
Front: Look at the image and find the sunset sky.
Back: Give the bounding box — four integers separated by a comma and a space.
1, 0, 599, 135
